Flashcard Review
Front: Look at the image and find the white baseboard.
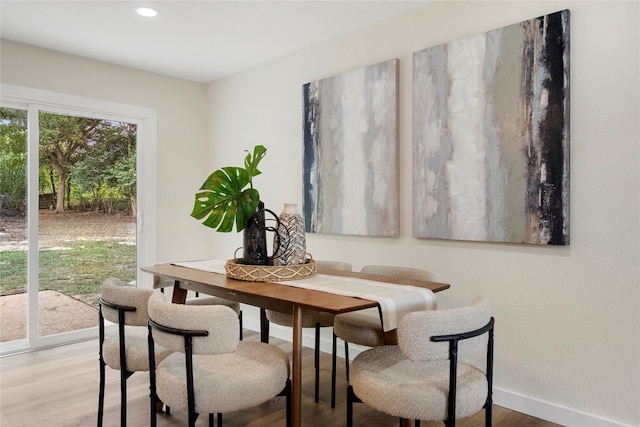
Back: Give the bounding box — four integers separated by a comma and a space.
492, 389, 628, 427
243, 319, 630, 427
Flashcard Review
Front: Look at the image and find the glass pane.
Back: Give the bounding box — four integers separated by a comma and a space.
37, 112, 138, 337
0, 107, 28, 343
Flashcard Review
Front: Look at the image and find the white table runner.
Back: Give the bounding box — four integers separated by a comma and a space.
172, 259, 436, 331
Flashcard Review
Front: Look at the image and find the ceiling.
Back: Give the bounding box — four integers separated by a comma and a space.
1, 1, 428, 83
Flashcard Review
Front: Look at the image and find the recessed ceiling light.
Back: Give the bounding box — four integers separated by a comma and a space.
136, 7, 159, 18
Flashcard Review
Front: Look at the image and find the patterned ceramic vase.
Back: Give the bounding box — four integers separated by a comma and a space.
272, 203, 306, 266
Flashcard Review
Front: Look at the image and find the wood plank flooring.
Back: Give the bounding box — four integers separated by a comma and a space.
0, 330, 562, 427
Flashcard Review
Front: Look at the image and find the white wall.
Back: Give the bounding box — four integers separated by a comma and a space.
0, 40, 209, 263
204, 1, 639, 426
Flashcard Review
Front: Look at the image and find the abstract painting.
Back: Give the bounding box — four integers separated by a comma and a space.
303, 59, 399, 237
413, 10, 570, 245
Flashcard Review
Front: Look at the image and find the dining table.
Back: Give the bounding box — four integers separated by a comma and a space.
142, 261, 450, 427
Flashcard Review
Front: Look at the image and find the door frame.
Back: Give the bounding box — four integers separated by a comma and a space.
0, 83, 157, 354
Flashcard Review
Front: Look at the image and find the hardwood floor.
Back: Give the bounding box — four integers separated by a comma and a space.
0, 330, 561, 427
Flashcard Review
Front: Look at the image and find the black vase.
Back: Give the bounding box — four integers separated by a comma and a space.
243, 202, 269, 265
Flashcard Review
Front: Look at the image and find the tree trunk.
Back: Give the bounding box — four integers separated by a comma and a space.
48, 168, 56, 195
55, 168, 65, 213
66, 178, 71, 211
130, 196, 137, 218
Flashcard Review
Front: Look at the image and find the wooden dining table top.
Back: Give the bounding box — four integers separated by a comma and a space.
141, 263, 450, 315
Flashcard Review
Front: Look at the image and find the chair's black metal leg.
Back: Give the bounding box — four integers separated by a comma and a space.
346, 385, 355, 427
239, 311, 243, 340
277, 379, 291, 427
185, 335, 199, 427
260, 308, 269, 343
415, 420, 421, 427
331, 332, 337, 408
486, 405, 492, 427
314, 323, 320, 403
485, 323, 494, 427
345, 341, 350, 380
189, 412, 199, 427
97, 309, 105, 427
217, 413, 222, 427
97, 358, 105, 427
148, 360, 156, 423
117, 312, 128, 427
208, 413, 213, 427
120, 368, 128, 427
148, 325, 158, 427
150, 398, 156, 427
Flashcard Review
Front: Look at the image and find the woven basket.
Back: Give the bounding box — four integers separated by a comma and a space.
225, 254, 317, 282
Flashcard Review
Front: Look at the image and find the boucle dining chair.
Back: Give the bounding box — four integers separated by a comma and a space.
153, 274, 244, 339
97, 278, 172, 427
264, 260, 353, 404
347, 295, 494, 427
147, 292, 291, 427
331, 265, 435, 408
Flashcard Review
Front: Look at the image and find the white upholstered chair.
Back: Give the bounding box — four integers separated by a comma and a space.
331, 265, 436, 408
97, 278, 172, 427
347, 296, 494, 427
153, 275, 243, 339
264, 260, 353, 405
147, 292, 291, 427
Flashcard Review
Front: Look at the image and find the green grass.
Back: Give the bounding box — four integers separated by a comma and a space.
0, 241, 136, 305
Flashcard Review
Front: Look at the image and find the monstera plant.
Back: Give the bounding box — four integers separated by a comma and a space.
190, 145, 266, 233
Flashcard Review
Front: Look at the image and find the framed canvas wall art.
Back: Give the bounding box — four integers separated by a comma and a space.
412, 10, 570, 245
303, 59, 399, 237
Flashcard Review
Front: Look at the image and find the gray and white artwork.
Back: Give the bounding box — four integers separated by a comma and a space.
303, 59, 399, 237
413, 10, 570, 245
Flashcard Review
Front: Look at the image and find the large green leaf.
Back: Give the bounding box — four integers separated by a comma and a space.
244, 145, 266, 178
190, 146, 266, 232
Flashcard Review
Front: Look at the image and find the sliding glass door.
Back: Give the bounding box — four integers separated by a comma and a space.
0, 85, 156, 354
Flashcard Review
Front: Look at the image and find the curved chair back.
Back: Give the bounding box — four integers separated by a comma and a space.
347, 296, 494, 427
98, 278, 161, 427
316, 260, 353, 271
360, 264, 435, 281
100, 277, 154, 326
398, 295, 491, 361
147, 292, 239, 355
